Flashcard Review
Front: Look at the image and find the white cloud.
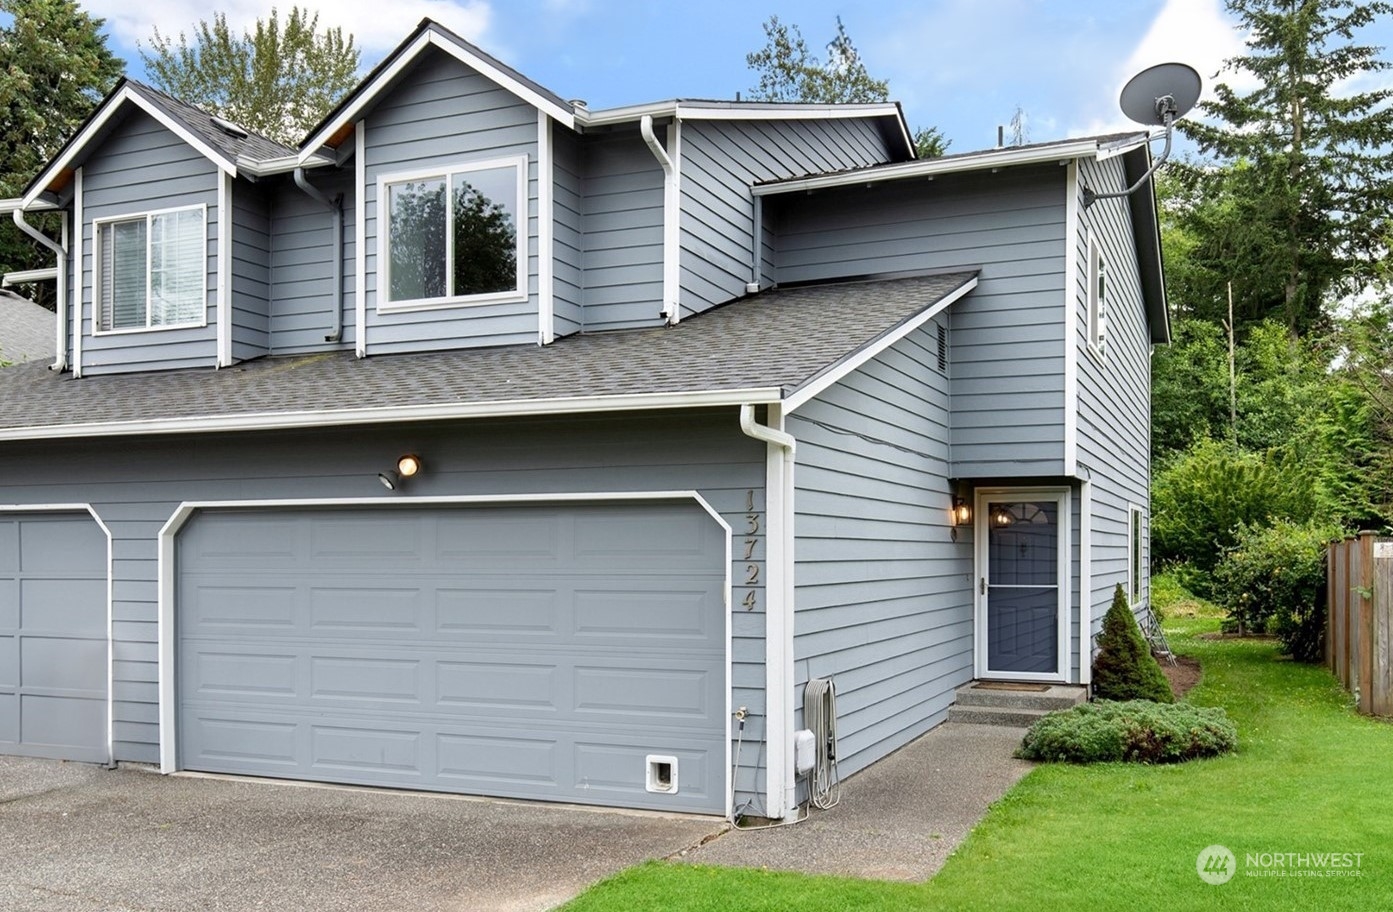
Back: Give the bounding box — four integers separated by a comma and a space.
90, 0, 491, 56
1076, 0, 1247, 135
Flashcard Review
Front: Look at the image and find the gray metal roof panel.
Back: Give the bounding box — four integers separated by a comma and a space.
0, 272, 977, 436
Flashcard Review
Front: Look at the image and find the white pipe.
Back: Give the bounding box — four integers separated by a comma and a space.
13, 208, 67, 372
640, 114, 678, 325
739, 403, 799, 820
293, 167, 344, 342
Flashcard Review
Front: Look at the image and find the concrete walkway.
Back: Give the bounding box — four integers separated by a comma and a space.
681, 722, 1033, 881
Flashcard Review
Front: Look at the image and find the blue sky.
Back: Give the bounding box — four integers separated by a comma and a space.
52, 1, 1393, 152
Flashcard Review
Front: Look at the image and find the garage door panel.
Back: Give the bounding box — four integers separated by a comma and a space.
21, 694, 106, 758
19, 518, 105, 571
573, 510, 718, 568
179, 517, 301, 567
0, 694, 14, 740
21, 637, 107, 693
0, 636, 14, 687
0, 522, 16, 571
19, 578, 106, 635
178, 503, 727, 812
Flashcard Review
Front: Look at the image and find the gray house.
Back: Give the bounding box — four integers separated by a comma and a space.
0, 20, 1163, 820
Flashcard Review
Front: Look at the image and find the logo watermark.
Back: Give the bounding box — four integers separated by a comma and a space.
1197, 845, 1235, 885
1196, 845, 1366, 883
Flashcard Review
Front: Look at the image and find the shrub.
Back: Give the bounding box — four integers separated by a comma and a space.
1017, 700, 1238, 764
1092, 584, 1174, 703
1211, 518, 1340, 661
1151, 438, 1324, 573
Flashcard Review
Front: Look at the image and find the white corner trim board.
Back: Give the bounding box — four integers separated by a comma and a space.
155, 491, 734, 817
354, 122, 367, 358
1063, 160, 1080, 476
537, 111, 555, 345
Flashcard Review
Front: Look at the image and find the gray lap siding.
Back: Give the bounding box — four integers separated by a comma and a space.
0, 410, 767, 808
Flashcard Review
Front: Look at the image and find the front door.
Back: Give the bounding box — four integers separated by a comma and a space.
975, 489, 1069, 681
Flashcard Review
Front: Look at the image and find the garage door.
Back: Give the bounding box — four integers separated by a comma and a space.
177, 502, 728, 812
0, 513, 108, 763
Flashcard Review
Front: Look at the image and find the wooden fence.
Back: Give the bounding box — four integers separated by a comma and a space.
1327, 532, 1393, 717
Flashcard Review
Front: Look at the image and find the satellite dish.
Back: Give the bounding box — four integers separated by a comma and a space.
1119, 62, 1202, 127
1084, 61, 1202, 208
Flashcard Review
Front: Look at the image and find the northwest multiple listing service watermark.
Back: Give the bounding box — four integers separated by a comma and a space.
1197, 844, 1366, 884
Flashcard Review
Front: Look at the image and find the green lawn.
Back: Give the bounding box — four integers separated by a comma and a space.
561, 586, 1393, 911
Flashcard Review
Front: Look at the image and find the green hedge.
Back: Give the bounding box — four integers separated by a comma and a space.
1017, 700, 1238, 764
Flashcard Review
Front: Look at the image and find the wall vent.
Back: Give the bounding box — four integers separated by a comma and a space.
936, 322, 949, 373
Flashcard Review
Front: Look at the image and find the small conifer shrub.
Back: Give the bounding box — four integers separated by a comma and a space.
1092, 584, 1174, 703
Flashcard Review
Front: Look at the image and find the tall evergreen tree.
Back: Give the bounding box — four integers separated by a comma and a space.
1178, 0, 1393, 334
0, 0, 124, 302
141, 6, 359, 146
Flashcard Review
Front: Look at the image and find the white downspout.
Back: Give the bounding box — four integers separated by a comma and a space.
640, 114, 680, 325
12, 208, 67, 372
739, 402, 798, 821
293, 167, 344, 343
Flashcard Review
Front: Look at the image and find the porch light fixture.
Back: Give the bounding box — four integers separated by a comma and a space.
952, 497, 972, 526
378, 454, 423, 491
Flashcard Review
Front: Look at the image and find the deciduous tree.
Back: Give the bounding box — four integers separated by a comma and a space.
141, 6, 359, 146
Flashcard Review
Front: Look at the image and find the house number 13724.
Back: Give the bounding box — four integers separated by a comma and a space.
743, 489, 759, 610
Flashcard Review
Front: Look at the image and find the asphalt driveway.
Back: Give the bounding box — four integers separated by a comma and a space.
0, 758, 724, 912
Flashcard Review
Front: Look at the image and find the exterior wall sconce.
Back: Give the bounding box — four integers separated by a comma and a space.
952, 497, 972, 526
378, 454, 423, 491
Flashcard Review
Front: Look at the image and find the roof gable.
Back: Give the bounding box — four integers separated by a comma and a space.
22, 80, 295, 206
299, 18, 575, 161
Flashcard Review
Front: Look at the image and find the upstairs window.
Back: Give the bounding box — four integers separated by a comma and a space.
380, 155, 527, 309
97, 207, 206, 332
1087, 234, 1107, 358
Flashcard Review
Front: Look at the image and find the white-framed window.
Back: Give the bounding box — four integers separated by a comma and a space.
1086, 233, 1107, 359
1128, 504, 1145, 605
95, 206, 206, 333
377, 154, 528, 311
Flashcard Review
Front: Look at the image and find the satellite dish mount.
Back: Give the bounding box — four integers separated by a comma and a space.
1082, 62, 1201, 208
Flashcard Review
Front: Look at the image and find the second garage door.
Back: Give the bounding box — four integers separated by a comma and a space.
177, 501, 728, 813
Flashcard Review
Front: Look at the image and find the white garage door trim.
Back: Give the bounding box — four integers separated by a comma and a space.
157, 490, 733, 815
0, 503, 114, 766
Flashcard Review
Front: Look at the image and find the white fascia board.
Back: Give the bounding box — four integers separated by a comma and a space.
751, 140, 1106, 197
238, 153, 333, 177
0, 387, 783, 442
2, 267, 59, 285
0, 197, 58, 215
578, 100, 902, 128
783, 276, 978, 413
23, 87, 237, 209
298, 31, 574, 164
1095, 132, 1153, 161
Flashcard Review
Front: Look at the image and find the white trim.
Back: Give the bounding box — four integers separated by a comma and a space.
155, 491, 730, 804
784, 275, 978, 413
23, 85, 236, 208
0, 504, 115, 767
1063, 160, 1079, 476
537, 111, 554, 345
374, 154, 529, 313
3, 267, 59, 284
298, 29, 575, 164
973, 487, 1072, 683
750, 137, 1144, 197
354, 122, 367, 358
1080, 480, 1093, 686
1086, 231, 1108, 364
579, 100, 903, 128
217, 172, 232, 367
0, 386, 783, 442
663, 119, 682, 324
72, 168, 83, 377
91, 204, 209, 335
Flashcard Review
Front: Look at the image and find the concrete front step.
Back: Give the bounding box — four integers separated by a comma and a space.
946, 705, 1052, 728
952, 682, 1088, 712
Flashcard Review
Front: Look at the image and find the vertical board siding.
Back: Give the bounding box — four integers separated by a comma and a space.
552, 126, 584, 336
679, 118, 894, 317
269, 168, 356, 354
773, 165, 1068, 476
791, 322, 974, 777
0, 411, 769, 812
1075, 157, 1152, 653
231, 180, 270, 361
79, 110, 219, 374
578, 129, 665, 331
362, 48, 539, 354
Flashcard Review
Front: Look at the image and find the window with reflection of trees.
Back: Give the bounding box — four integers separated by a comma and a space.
385, 161, 520, 304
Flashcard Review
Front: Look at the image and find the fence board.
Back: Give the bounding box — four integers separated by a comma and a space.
1327, 535, 1392, 718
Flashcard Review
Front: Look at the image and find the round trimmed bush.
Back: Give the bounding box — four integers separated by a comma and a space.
1017, 700, 1237, 764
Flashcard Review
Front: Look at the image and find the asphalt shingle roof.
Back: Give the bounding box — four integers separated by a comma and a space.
0, 272, 976, 438
126, 81, 297, 164
0, 291, 55, 364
